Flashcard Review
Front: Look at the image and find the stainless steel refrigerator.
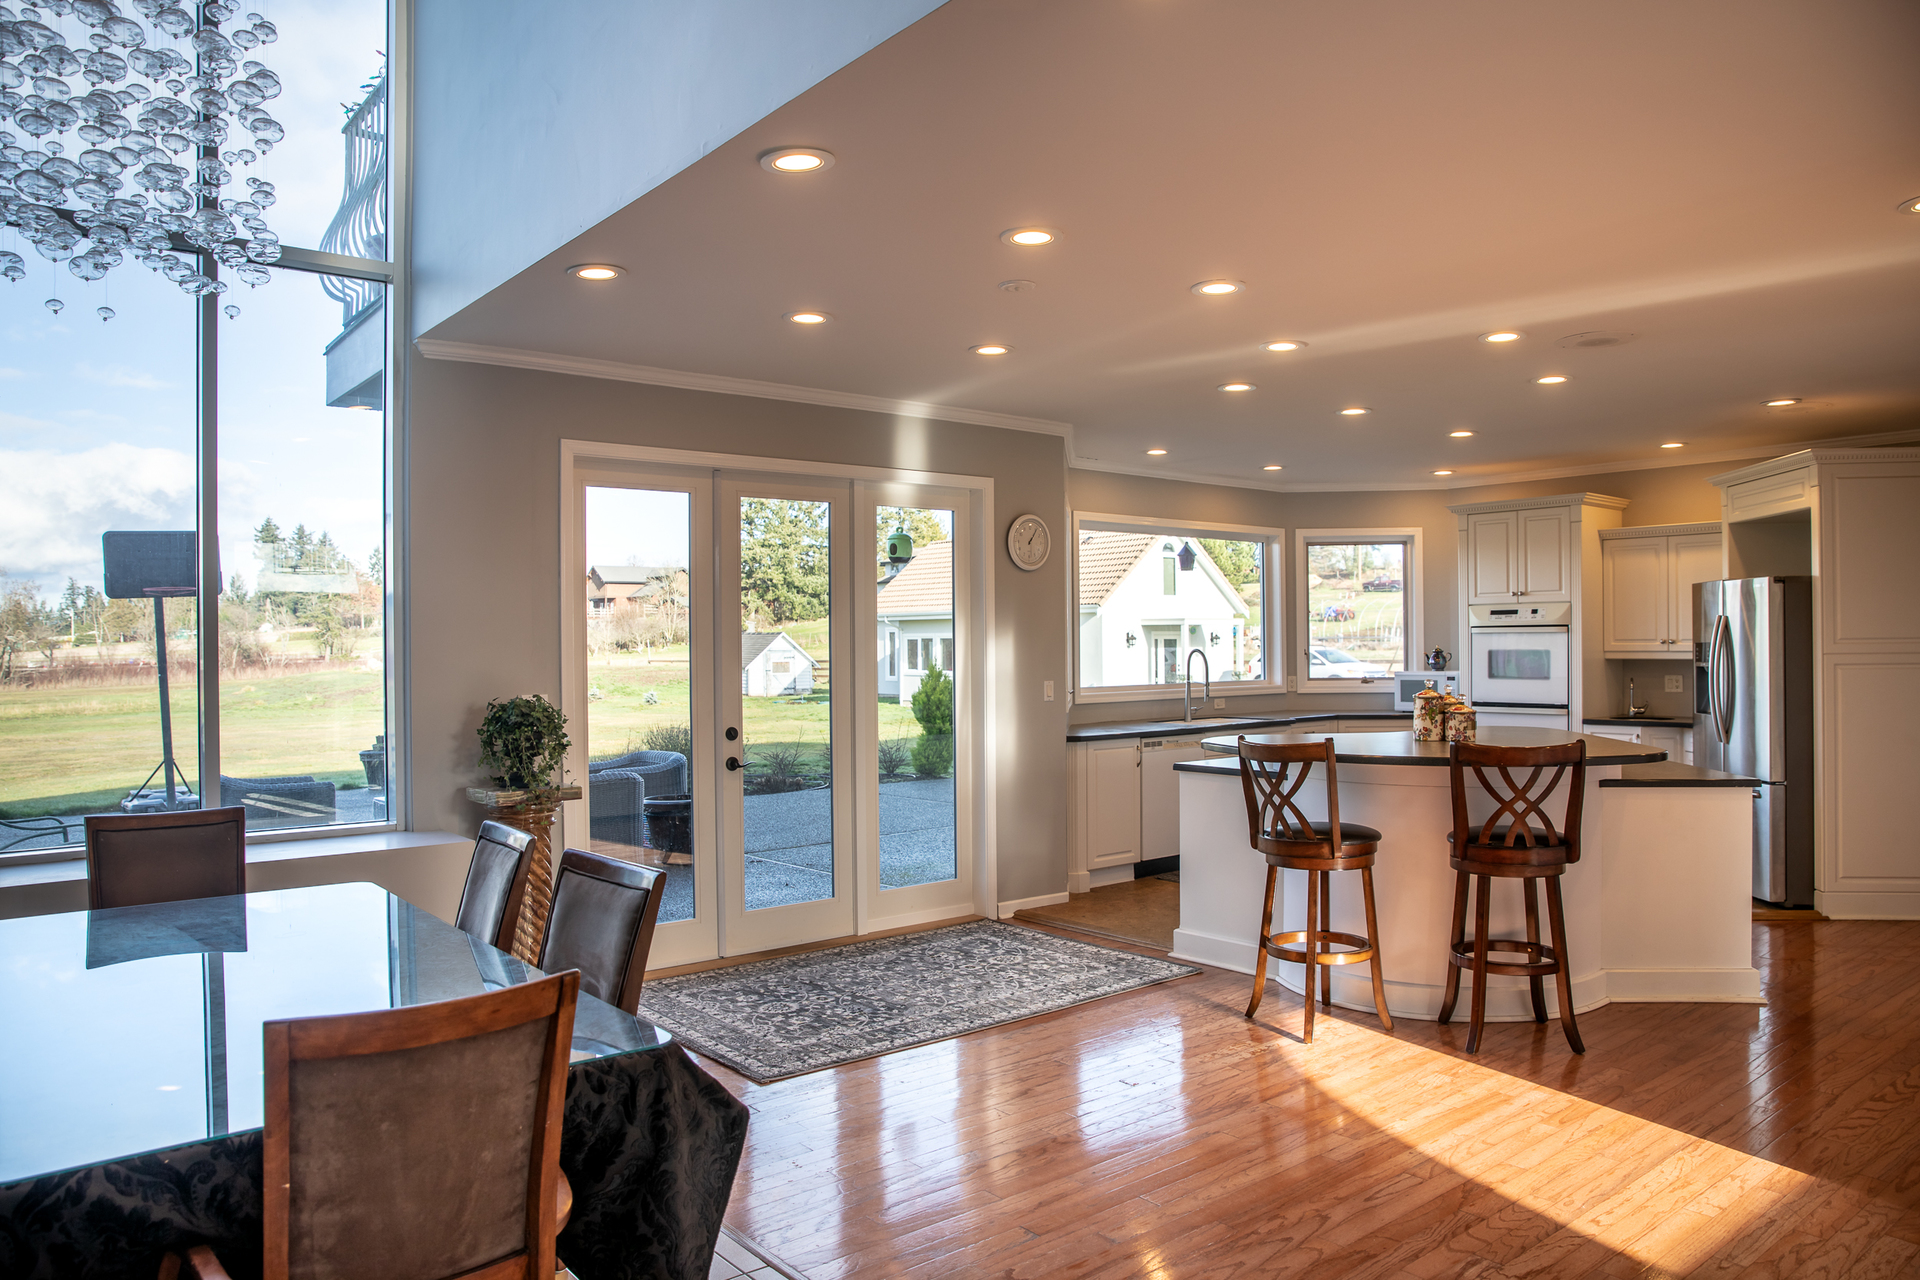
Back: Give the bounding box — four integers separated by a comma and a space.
1694, 577, 1815, 906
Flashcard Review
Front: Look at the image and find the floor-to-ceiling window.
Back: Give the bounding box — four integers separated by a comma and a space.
0, 0, 398, 854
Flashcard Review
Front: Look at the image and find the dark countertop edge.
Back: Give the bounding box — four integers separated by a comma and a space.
1600, 762, 1760, 787
1067, 711, 1411, 743
1580, 716, 1695, 728
1178, 730, 1668, 769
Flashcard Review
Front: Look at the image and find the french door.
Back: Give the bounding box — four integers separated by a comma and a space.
567, 460, 978, 967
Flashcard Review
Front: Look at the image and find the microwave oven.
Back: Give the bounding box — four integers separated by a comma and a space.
1393, 670, 1459, 711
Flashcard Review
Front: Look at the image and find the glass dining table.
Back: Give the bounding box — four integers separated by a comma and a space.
0, 881, 747, 1280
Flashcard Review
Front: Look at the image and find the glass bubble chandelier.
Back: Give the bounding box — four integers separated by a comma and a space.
0, 0, 289, 317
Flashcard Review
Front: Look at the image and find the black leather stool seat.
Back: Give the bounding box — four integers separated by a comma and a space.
1264, 820, 1383, 849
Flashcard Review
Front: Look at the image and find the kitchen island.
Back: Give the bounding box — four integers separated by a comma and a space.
1173, 728, 1761, 1023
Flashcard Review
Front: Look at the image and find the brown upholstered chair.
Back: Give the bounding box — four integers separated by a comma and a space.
539, 848, 665, 1015
84, 807, 247, 910
1440, 739, 1588, 1055
1238, 737, 1392, 1044
455, 820, 539, 952
161, 970, 581, 1280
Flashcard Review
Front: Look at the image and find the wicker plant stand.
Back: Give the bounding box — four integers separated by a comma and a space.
466, 785, 582, 964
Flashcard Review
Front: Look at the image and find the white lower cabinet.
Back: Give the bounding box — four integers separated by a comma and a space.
1069, 730, 1222, 893
1581, 721, 1689, 764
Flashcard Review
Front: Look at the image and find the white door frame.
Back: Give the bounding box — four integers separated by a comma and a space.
559, 440, 997, 965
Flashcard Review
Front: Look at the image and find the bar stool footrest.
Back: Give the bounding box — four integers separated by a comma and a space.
1448, 937, 1560, 978
1266, 929, 1377, 966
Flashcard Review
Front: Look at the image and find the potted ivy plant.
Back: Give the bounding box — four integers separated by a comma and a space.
467, 694, 581, 962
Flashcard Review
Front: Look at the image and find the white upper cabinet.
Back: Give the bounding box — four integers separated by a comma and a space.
1466, 507, 1572, 603
1600, 524, 1723, 657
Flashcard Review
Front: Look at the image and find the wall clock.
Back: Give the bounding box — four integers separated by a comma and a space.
1007, 514, 1051, 571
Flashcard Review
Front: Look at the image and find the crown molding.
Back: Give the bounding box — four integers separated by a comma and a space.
413, 338, 1075, 438
1599, 522, 1722, 540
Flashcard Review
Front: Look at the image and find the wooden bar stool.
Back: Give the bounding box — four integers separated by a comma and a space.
1440, 739, 1587, 1054
1238, 737, 1392, 1044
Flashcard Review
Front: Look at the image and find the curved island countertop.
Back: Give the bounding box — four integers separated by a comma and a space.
1190, 726, 1668, 767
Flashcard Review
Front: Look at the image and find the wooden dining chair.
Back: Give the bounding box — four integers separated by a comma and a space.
85, 807, 247, 910
161, 970, 581, 1280
455, 820, 539, 952
539, 848, 666, 1015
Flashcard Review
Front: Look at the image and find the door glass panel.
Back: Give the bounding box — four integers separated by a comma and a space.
739, 498, 834, 909
875, 506, 957, 889
583, 487, 694, 924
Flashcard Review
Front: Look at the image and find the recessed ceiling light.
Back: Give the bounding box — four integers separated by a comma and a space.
1480, 331, 1523, 343
1432, 470, 1454, 476
1661, 442, 1685, 449
998, 279, 1037, 293
1263, 340, 1306, 352
1340, 407, 1369, 416
759, 147, 834, 173
1263, 464, 1283, 471
568, 264, 625, 281
1899, 197, 1920, 214
1000, 227, 1056, 246
1218, 382, 1255, 392
784, 310, 831, 324
970, 344, 1011, 356
1764, 398, 1801, 407
1535, 375, 1569, 384
1191, 280, 1244, 295
1146, 448, 1168, 456
1449, 430, 1475, 437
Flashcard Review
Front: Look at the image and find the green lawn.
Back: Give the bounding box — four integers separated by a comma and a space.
1307, 581, 1407, 670
0, 665, 384, 819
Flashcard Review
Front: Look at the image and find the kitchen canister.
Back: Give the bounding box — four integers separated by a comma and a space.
1414, 681, 1447, 740
1445, 704, 1478, 743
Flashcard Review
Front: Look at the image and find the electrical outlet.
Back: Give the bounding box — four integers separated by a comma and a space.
1664, 674, 1683, 694
1214, 698, 1225, 709
1043, 680, 1055, 702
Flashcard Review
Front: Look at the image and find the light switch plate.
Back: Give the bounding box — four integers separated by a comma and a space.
1043, 680, 1055, 702
1214, 699, 1225, 709
1664, 674, 1683, 693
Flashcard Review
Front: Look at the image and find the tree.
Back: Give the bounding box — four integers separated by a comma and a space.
1198, 538, 1260, 587
101, 597, 147, 644
874, 507, 949, 580
287, 523, 314, 568
739, 499, 830, 626
310, 600, 359, 661
0, 579, 55, 681
909, 667, 955, 777
254, 516, 282, 545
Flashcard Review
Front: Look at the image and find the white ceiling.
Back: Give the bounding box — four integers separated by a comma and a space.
425, 0, 1920, 489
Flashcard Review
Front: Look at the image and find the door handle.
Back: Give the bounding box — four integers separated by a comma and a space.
1710, 615, 1735, 745
725, 757, 742, 772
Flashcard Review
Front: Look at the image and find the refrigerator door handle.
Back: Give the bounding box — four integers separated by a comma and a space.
1710, 614, 1735, 745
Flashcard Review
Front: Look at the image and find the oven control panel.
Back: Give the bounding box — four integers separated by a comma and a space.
1468, 601, 1573, 627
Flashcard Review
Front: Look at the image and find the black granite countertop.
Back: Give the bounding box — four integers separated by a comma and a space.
1580, 716, 1695, 727
1600, 761, 1760, 787
1177, 727, 1668, 769
1067, 711, 1411, 743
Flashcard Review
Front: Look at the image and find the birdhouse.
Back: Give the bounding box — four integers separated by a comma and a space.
1177, 542, 1197, 571
886, 527, 915, 564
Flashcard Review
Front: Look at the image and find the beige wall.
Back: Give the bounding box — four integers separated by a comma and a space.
405, 355, 1071, 906
1445, 455, 1775, 526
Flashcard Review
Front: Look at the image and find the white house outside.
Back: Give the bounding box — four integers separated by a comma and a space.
1077, 532, 1252, 688
742, 631, 817, 697
875, 539, 955, 703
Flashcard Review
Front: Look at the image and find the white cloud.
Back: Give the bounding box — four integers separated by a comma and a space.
0, 367, 26, 380
74, 362, 174, 390
0, 444, 196, 589
0, 410, 60, 434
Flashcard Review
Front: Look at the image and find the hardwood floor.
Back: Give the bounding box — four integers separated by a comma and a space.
696, 918, 1920, 1278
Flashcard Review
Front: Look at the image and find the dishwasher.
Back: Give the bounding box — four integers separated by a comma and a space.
1138, 736, 1212, 867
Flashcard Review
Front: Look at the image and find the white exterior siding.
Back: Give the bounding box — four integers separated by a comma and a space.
1079, 539, 1249, 688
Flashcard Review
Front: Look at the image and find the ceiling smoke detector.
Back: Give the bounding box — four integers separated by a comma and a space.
1556, 331, 1637, 349
998, 279, 1038, 293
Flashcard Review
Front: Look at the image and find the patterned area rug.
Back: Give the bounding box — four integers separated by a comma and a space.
637, 921, 1200, 1083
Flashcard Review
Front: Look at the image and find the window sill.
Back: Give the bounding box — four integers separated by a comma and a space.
1073, 682, 1284, 705
0, 829, 469, 896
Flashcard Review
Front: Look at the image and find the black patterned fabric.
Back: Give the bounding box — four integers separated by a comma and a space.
0, 1042, 747, 1280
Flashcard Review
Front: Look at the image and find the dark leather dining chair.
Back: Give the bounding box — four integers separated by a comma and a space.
539, 848, 666, 1014
84, 807, 247, 910
161, 970, 581, 1280
455, 820, 539, 952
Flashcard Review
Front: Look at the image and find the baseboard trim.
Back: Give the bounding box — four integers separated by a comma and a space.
1815, 890, 1920, 920
998, 891, 1069, 917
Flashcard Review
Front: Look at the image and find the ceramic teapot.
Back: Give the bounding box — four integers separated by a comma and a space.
1423, 646, 1452, 671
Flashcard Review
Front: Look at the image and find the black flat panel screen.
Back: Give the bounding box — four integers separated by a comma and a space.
102, 531, 197, 599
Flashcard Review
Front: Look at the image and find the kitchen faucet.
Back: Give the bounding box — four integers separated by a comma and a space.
1626, 677, 1647, 718
1185, 648, 1211, 722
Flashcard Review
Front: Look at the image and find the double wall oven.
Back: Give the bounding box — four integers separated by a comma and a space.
1467, 602, 1571, 728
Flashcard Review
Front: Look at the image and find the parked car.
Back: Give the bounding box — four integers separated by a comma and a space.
1309, 646, 1390, 678
1362, 576, 1402, 592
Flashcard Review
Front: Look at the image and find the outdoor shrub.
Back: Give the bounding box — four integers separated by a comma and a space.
642, 723, 693, 756
911, 667, 953, 736
748, 743, 808, 793
877, 738, 911, 778
911, 733, 954, 779
477, 694, 570, 795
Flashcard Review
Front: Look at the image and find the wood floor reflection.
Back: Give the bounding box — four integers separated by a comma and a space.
696, 918, 1920, 1278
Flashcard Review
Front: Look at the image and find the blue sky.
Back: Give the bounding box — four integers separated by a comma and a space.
1, 0, 387, 601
